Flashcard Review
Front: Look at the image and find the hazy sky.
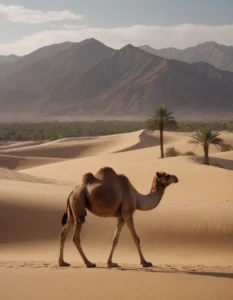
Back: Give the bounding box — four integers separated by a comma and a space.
1, 0, 233, 55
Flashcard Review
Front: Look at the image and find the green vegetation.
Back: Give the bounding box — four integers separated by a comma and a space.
145, 106, 178, 158
165, 148, 196, 158
0, 119, 232, 143
170, 120, 233, 132
165, 147, 180, 157
182, 151, 196, 156
0, 120, 144, 142
189, 128, 224, 165
220, 142, 233, 152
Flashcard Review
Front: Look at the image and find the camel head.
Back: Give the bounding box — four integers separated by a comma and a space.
156, 171, 179, 187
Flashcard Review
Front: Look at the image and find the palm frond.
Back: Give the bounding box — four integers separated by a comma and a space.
145, 118, 159, 131
211, 137, 224, 149
145, 106, 178, 131
189, 128, 224, 147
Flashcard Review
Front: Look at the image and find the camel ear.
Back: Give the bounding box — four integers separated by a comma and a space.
156, 172, 162, 178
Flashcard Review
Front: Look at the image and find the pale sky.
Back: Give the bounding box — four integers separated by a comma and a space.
1, 0, 233, 55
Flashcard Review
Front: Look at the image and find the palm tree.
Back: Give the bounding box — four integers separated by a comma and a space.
145, 106, 178, 158
189, 128, 223, 165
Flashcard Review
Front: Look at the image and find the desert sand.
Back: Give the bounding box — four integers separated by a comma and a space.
1, 129, 233, 300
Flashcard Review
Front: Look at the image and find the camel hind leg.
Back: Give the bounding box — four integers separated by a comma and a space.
70, 189, 96, 268
58, 220, 72, 267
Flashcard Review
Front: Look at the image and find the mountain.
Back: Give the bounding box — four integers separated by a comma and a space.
0, 40, 233, 118
0, 42, 75, 79
0, 39, 115, 108
39, 44, 233, 116
0, 55, 20, 64
140, 41, 233, 72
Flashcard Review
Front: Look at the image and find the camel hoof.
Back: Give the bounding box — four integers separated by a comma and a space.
86, 263, 96, 268
142, 261, 153, 268
59, 261, 70, 267
107, 262, 119, 268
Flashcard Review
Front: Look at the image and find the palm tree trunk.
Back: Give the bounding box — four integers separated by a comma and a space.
159, 125, 164, 158
203, 143, 209, 165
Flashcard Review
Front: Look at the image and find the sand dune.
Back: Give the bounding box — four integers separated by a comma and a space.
0, 140, 43, 150
0, 130, 166, 170
1, 129, 231, 162
0, 130, 159, 159
0, 154, 64, 170
1, 129, 233, 300
0, 168, 73, 186
0, 129, 183, 161
21, 149, 233, 202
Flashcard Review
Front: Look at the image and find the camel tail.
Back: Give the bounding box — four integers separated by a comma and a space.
61, 188, 76, 226
61, 212, 68, 226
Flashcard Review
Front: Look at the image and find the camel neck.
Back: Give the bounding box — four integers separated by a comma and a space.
135, 177, 165, 211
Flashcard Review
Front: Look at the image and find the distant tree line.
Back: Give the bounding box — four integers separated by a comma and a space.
0, 121, 144, 142
0, 119, 232, 143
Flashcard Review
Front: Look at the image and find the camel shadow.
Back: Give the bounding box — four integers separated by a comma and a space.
116, 266, 233, 279
60, 263, 233, 279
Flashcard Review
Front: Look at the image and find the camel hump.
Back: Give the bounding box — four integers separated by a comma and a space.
82, 172, 97, 185
118, 174, 130, 186
96, 167, 117, 177
118, 174, 132, 197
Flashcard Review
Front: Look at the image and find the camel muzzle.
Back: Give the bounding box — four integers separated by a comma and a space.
175, 177, 179, 183
172, 176, 179, 183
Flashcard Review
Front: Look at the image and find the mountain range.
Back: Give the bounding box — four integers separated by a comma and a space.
0, 39, 233, 119
0, 55, 20, 65
140, 41, 233, 72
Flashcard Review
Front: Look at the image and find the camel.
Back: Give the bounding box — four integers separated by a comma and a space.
58, 166, 178, 268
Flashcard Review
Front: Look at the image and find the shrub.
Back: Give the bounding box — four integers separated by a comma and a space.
220, 143, 233, 152
182, 151, 196, 156
165, 147, 180, 157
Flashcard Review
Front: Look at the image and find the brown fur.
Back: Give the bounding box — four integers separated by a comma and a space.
58, 167, 178, 268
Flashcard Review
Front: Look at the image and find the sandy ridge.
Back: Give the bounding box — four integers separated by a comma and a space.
0, 168, 74, 186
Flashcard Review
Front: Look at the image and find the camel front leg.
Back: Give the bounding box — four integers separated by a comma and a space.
107, 217, 125, 268
73, 222, 96, 268
58, 221, 72, 267
124, 216, 152, 268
